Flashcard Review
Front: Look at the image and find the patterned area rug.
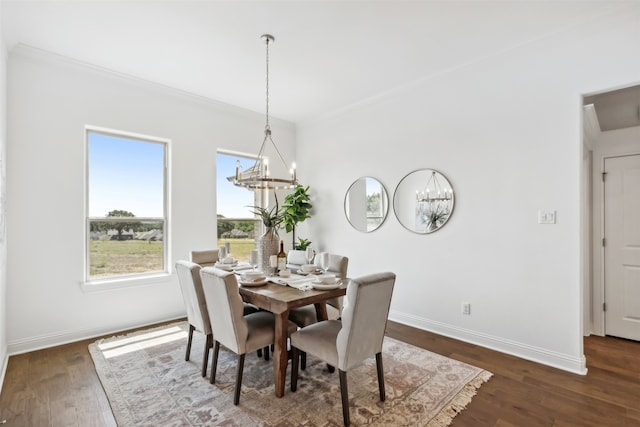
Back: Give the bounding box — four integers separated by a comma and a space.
89, 322, 491, 426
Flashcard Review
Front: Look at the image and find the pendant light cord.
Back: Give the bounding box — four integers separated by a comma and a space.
265, 36, 270, 132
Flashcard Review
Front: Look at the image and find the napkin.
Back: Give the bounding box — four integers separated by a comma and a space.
271, 277, 314, 290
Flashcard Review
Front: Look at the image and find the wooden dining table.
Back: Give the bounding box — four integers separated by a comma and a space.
238, 280, 347, 398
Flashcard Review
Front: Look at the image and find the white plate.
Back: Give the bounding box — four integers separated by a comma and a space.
312, 282, 342, 290
215, 262, 237, 270
297, 269, 322, 275
241, 274, 266, 281
312, 276, 338, 285
239, 278, 268, 287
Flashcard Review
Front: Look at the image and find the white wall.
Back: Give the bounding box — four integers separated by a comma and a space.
296, 4, 640, 373
0, 3, 8, 391
5, 45, 295, 354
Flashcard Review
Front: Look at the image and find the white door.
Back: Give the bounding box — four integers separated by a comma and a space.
604, 155, 640, 340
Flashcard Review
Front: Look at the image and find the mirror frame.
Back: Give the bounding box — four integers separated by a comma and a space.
393, 168, 455, 234
344, 176, 389, 233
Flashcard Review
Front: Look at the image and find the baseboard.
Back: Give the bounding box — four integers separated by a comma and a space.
7, 312, 186, 356
389, 310, 587, 375
0, 349, 7, 396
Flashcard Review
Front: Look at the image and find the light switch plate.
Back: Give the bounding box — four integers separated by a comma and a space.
538, 210, 556, 224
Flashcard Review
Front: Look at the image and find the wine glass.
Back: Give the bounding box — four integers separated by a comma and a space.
305, 246, 314, 265
249, 249, 258, 271
319, 252, 330, 273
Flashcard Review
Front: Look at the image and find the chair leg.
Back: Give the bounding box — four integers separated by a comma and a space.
210, 341, 220, 384
257, 348, 263, 358
185, 324, 195, 361
263, 345, 270, 361
339, 370, 350, 426
291, 347, 299, 392
202, 333, 213, 377
301, 351, 306, 370
375, 352, 386, 401
234, 354, 246, 405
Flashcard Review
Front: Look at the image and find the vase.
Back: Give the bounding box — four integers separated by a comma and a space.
258, 227, 279, 276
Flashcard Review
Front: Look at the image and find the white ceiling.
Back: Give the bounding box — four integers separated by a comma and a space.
1, 1, 629, 124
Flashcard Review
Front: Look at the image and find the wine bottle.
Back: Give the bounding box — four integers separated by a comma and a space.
277, 240, 287, 275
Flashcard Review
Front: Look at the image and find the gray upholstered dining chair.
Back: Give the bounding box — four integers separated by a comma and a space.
175, 260, 215, 377
289, 252, 349, 369
176, 260, 266, 375
313, 252, 349, 315
286, 249, 309, 271
190, 249, 219, 267
289, 252, 349, 326
190, 249, 262, 352
200, 266, 298, 405
189, 249, 262, 322
290, 272, 396, 426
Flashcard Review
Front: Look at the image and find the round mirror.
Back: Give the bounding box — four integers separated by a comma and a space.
344, 177, 389, 233
393, 169, 455, 234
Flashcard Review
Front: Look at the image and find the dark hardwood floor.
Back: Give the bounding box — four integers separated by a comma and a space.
1, 320, 639, 426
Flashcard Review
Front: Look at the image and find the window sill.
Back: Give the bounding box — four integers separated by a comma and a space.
81, 272, 173, 292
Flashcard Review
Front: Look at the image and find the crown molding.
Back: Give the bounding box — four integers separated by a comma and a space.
8, 43, 295, 130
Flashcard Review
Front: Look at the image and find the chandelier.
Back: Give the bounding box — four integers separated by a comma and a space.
415, 170, 453, 232
416, 171, 452, 203
234, 34, 298, 190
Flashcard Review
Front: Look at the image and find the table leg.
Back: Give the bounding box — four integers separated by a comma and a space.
273, 310, 289, 398
314, 302, 328, 321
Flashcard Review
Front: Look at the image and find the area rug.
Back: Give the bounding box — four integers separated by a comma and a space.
89, 321, 491, 426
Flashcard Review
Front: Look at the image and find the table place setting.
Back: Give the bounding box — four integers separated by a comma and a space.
216, 259, 254, 272
215, 244, 253, 272
214, 252, 238, 270
238, 270, 268, 287
267, 272, 342, 291
295, 263, 324, 276
309, 273, 342, 290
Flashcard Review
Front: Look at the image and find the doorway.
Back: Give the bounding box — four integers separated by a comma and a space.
583, 84, 640, 340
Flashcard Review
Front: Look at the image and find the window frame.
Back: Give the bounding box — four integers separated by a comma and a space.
84, 125, 170, 285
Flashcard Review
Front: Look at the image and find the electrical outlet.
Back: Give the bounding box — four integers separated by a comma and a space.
538, 210, 556, 224
462, 302, 471, 315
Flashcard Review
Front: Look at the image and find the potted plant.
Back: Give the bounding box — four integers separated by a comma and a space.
282, 185, 313, 250
295, 237, 312, 251
248, 194, 285, 273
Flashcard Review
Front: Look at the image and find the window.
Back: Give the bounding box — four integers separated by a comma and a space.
216, 152, 260, 261
86, 127, 168, 281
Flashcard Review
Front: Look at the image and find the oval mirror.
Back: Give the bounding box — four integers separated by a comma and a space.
344, 177, 389, 233
393, 169, 455, 234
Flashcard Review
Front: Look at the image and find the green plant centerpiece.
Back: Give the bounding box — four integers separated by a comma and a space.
295, 237, 312, 251
248, 194, 285, 275
282, 185, 313, 250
